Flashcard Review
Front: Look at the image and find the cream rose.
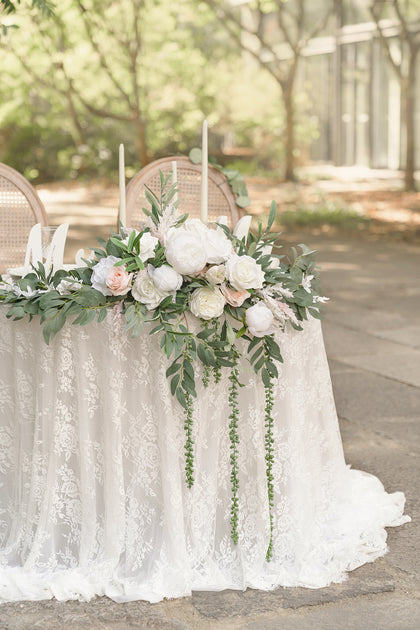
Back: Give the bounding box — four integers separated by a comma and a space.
91, 256, 120, 296
205, 229, 232, 264
131, 270, 169, 310
245, 301, 276, 337
220, 283, 250, 307
148, 264, 183, 293
106, 265, 133, 296
190, 287, 226, 320
165, 230, 207, 275
139, 232, 159, 262
225, 255, 265, 291
205, 264, 226, 285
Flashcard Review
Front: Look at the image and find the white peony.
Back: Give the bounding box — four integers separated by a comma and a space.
190, 286, 226, 320
205, 228, 232, 264
91, 256, 120, 296
148, 264, 183, 292
182, 218, 209, 239
225, 255, 265, 291
245, 301, 276, 337
165, 229, 207, 276
131, 270, 169, 310
139, 232, 159, 262
205, 264, 226, 285
56, 279, 83, 295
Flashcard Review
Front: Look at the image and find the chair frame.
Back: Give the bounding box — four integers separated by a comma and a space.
0, 163, 48, 226
126, 156, 242, 226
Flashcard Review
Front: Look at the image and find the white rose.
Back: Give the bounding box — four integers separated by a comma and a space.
139, 232, 159, 262
91, 256, 120, 296
205, 228, 232, 264
245, 301, 276, 337
56, 279, 83, 295
190, 287, 226, 320
131, 270, 169, 310
148, 264, 183, 292
225, 255, 265, 291
205, 264, 226, 285
165, 230, 207, 275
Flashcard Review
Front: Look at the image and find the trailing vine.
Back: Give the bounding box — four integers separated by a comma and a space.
263, 368, 275, 562
182, 339, 195, 488
228, 348, 240, 545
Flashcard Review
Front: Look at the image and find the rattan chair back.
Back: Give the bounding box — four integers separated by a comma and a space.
0, 163, 48, 273
126, 156, 241, 229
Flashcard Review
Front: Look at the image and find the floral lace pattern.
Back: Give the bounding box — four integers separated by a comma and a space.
0, 308, 410, 603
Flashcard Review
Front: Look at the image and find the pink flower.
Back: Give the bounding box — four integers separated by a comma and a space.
106, 265, 133, 296
220, 283, 250, 307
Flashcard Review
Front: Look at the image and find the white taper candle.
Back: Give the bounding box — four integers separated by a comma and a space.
171, 160, 178, 204
118, 143, 126, 228
200, 120, 208, 224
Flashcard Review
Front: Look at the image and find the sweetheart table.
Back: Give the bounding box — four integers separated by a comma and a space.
0, 306, 409, 603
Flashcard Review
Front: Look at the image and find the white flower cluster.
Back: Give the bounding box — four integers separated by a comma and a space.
86, 215, 323, 337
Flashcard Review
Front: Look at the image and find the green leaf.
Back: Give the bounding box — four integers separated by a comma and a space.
72, 310, 89, 325
97, 309, 107, 323
189, 147, 202, 164
254, 355, 265, 372
267, 200, 277, 232
197, 343, 207, 364
171, 373, 180, 395
226, 321, 236, 346
83, 309, 97, 325
74, 287, 106, 308
42, 311, 66, 344
308, 307, 322, 319
166, 362, 180, 378
261, 368, 271, 387
250, 345, 264, 364
236, 195, 251, 208
176, 386, 187, 409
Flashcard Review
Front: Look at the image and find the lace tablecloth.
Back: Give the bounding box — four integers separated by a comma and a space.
0, 307, 409, 603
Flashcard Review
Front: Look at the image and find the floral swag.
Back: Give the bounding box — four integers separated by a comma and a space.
0, 174, 327, 560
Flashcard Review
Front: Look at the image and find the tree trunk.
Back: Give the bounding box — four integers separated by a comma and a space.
135, 118, 149, 167
283, 86, 296, 182
405, 49, 417, 191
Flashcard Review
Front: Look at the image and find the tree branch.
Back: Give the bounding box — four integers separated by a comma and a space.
370, 2, 402, 79
75, 0, 133, 109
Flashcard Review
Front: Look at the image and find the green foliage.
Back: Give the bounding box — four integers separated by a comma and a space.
277, 199, 370, 229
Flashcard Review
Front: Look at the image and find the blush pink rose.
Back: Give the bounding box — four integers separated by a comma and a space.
220, 283, 250, 307
106, 266, 133, 296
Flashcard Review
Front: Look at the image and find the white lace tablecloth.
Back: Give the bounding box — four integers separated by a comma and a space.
0, 307, 409, 603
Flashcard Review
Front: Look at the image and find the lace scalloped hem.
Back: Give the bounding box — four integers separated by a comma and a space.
0, 469, 410, 605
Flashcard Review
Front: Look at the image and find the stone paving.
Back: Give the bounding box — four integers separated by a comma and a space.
1, 195, 419, 629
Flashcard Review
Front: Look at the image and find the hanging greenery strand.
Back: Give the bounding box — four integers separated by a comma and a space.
264, 370, 275, 562
228, 348, 240, 544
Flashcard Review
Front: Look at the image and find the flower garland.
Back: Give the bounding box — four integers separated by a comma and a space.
0, 172, 328, 560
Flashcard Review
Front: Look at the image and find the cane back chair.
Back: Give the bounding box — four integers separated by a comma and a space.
125, 156, 242, 229
0, 163, 48, 274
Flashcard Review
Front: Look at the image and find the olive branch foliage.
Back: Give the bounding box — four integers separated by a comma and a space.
0, 172, 323, 559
